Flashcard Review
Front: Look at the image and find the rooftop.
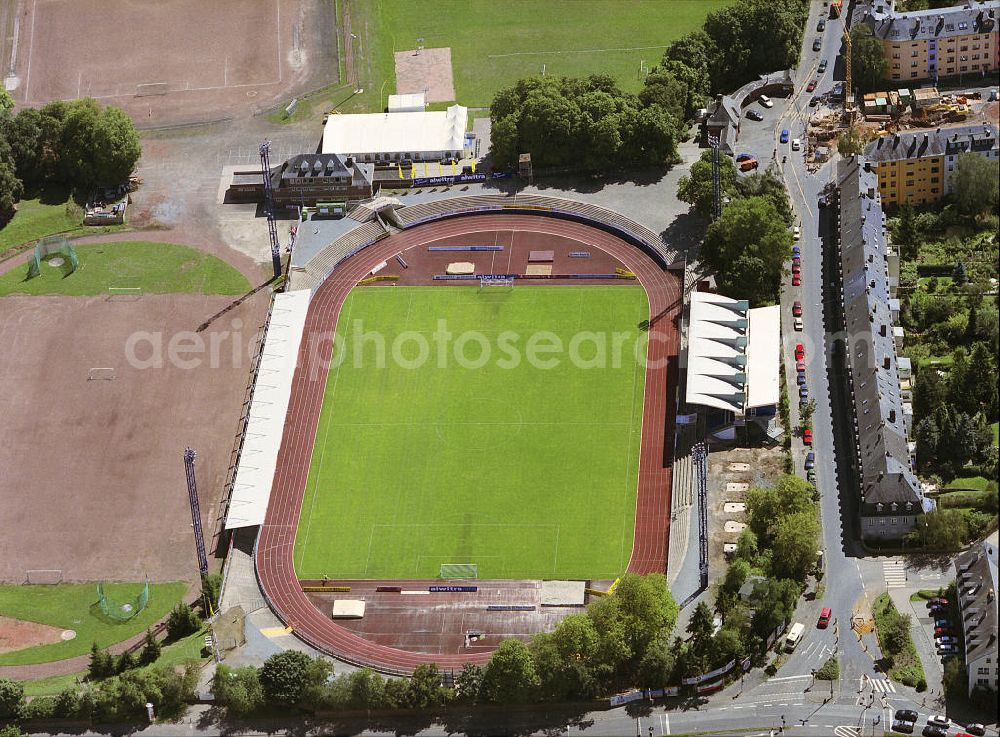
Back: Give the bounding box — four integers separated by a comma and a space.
863, 123, 999, 164
955, 531, 998, 669
837, 156, 922, 510
866, 1, 999, 42
322, 105, 468, 157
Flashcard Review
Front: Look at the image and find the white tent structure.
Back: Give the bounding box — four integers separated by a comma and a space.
321, 105, 467, 163
224, 290, 311, 529
685, 291, 780, 416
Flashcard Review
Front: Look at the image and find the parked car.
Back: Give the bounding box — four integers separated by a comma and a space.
797, 372, 807, 385
805, 452, 815, 470
794, 316, 803, 331
818, 59, 828, 73
967, 724, 986, 736
934, 627, 951, 636
803, 428, 812, 446
927, 598, 949, 607
793, 225, 801, 239
928, 715, 950, 729
792, 300, 803, 317
806, 79, 818, 92
806, 468, 816, 483
895, 710, 919, 724
930, 605, 949, 615
817, 19, 826, 30
809, 95, 821, 107
736, 153, 754, 162
796, 360, 806, 373
792, 273, 801, 286
892, 720, 915, 734
934, 619, 951, 628
760, 95, 774, 108
799, 385, 809, 401
739, 158, 759, 172
817, 607, 831, 628
813, 38, 822, 51
818, 195, 829, 207
780, 128, 790, 143
747, 109, 765, 121
792, 245, 801, 257
935, 636, 957, 644
792, 263, 801, 275
938, 645, 959, 655
795, 343, 805, 361
791, 138, 802, 151
923, 726, 947, 737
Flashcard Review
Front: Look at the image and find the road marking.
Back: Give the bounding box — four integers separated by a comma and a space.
871, 677, 896, 693
834, 727, 860, 737
768, 674, 813, 682
883, 560, 907, 588
662, 711, 671, 735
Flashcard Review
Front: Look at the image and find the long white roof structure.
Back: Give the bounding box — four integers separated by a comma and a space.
685, 291, 780, 414
224, 290, 311, 529
322, 105, 467, 157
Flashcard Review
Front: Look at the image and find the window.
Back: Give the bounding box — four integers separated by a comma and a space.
979, 667, 990, 675
906, 180, 915, 186
912, 50, 919, 57
948, 56, 955, 63
961, 65, 968, 71
931, 177, 939, 183
893, 53, 901, 59
893, 63, 901, 69
961, 45, 968, 51
931, 166, 939, 172
978, 678, 989, 686
931, 188, 939, 194
911, 71, 918, 77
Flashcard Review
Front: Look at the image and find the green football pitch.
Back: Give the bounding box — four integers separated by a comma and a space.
294, 286, 649, 580
358, 0, 733, 107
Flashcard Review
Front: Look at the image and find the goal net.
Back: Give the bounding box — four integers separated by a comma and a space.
439, 563, 478, 579
107, 286, 143, 300
25, 569, 63, 585
88, 367, 116, 381
478, 275, 515, 290
27, 236, 78, 279
97, 579, 150, 622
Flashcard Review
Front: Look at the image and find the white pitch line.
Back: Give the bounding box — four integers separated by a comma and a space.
23, 0, 38, 100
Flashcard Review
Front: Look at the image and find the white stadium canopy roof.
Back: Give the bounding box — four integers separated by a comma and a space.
322, 105, 467, 157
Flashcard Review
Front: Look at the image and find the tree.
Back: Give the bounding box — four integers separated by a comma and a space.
480, 639, 540, 703
950, 152, 1000, 216
815, 656, 839, 680
605, 572, 678, 658
677, 149, 738, 220
711, 627, 746, 668
636, 631, 677, 688
700, 196, 792, 304
943, 656, 967, 699
0, 679, 24, 719
259, 650, 312, 708
59, 98, 141, 188
895, 200, 919, 259
749, 578, 800, 641
953, 259, 968, 285
686, 600, 715, 664
347, 668, 386, 710
88, 641, 115, 680
746, 475, 815, 545
770, 509, 821, 582
736, 168, 794, 226
913, 367, 946, 421
52, 687, 80, 719
0, 89, 13, 114
531, 632, 598, 701
213, 665, 264, 716
837, 125, 864, 157
918, 509, 970, 551
850, 24, 888, 93
663, 31, 715, 95
405, 664, 448, 709
915, 415, 940, 469
454, 662, 484, 704
166, 602, 200, 639
0, 726, 23, 737
0, 161, 23, 218
116, 649, 137, 674
138, 628, 161, 666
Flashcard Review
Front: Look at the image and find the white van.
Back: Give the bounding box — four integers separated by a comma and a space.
785, 622, 805, 651
759, 95, 774, 108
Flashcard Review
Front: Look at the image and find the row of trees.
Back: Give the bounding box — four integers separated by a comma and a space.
0, 667, 195, 724
0, 90, 141, 218
678, 154, 795, 304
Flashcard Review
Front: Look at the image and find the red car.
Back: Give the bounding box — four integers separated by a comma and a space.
817, 607, 832, 628
806, 79, 818, 92
792, 273, 801, 286
795, 343, 805, 361
927, 598, 949, 607
934, 627, 951, 636
803, 428, 813, 446
793, 300, 802, 317
792, 263, 801, 275
796, 360, 806, 373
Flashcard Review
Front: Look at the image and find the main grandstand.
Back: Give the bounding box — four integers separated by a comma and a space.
220, 193, 682, 673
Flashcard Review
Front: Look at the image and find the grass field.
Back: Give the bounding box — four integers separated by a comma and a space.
0, 241, 251, 296
294, 286, 649, 580
0, 582, 187, 666
0, 188, 89, 256
359, 0, 731, 108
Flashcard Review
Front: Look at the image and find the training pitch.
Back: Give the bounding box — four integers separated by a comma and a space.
294, 285, 649, 581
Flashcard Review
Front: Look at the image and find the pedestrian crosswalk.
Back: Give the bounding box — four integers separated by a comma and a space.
834, 727, 860, 737
883, 560, 907, 588
871, 677, 896, 693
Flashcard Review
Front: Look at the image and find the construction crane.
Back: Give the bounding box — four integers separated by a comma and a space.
844, 28, 856, 123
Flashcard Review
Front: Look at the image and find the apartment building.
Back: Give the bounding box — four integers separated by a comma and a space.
835, 156, 927, 542
864, 1, 999, 83
862, 122, 999, 206
954, 531, 998, 697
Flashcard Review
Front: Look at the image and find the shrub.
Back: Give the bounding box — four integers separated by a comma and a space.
0, 678, 25, 719
166, 602, 200, 640
815, 656, 838, 680
20, 696, 56, 720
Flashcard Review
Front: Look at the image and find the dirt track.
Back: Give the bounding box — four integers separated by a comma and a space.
256, 214, 681, 673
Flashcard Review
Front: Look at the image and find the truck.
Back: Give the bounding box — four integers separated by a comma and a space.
785, 622, 805, 651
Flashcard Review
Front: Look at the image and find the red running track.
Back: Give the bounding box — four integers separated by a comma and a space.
256, 214, 681, 673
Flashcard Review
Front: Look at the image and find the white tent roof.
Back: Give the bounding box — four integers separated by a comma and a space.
387, 92, 426, 112
685, 292, 779, 415
745, 305, 780, 409
224, 290, 311, 529
322, 105, 467, 156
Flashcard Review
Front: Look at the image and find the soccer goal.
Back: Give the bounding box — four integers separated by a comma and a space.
25, 569, 63, 585
478, 274, 515, 290
439, 563, 478, 579
107, 286, 143, 301
88, 367, 116, 382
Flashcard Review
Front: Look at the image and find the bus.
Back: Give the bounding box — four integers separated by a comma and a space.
785, 622, 805, 652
